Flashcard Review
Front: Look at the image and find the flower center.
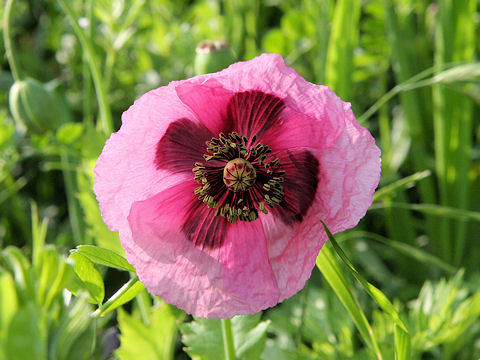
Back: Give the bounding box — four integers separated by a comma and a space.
223, 158, 256, 192
192, 132, 285, 224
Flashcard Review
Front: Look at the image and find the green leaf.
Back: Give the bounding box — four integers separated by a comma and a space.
0, 271, 18, 359
37, 245, 61, 305
181, 314, 270, 360
93, 276, 144, 317
116, 302, 185, 360
56, 123, 84, 145
373, 171, 431, 202
343, 230, 456, 274
67, 252, 104, 305
72, 245, 135, 272
325, 0, 360, 100
1, 246, 35, 304
370, 202, 480, 222
394, 325, 411, 360
316, 246, 383, 360
6, 303, 47, 360
49, 298, 96, 360
321, 222, 408, 333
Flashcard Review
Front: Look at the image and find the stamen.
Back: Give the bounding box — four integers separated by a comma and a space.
192, 132, 286, 224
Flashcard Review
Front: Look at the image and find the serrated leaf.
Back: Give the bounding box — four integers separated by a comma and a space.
67, 252, 104, 305
116, 301, 185, 360
181, 314, 270, 360
72, 245, 135, 272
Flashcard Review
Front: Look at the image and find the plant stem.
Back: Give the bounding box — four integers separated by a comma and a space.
221, 318, 236, 360
3, 0, 23, 80
82, 0, 94, 126
56, 0, 113, 135
60, 151, 85, 245
92, 275, 139, 317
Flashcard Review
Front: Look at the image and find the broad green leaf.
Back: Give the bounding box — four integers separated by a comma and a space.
181, 314, 270, 360
316, 246, 383, 360
93, 276, 144, 317
116, 302, 185, 360
72, 245, 135, 272
6, 304, 47, 360
67, 252, 104, 305
321, 222, 408, 333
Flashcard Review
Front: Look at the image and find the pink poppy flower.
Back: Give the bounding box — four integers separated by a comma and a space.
94, 54, 381, 318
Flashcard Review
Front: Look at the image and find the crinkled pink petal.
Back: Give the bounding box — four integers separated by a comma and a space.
260, 105, 381, 302
93, 85, 196, 237
127, 180, 280, 318
175, 78, 234, 136
315, 103, 381, 233
177, 54, 346, 149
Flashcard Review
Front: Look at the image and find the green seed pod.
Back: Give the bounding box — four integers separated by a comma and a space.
194, 40, 236, 75
9, 77, 62, 134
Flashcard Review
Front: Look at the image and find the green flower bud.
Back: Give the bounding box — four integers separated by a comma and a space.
8, 77, 63, 134
194, 40, 236, 75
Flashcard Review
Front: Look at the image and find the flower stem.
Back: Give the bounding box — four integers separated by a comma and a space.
3, 0, 23, 80
221, 318, 236, 360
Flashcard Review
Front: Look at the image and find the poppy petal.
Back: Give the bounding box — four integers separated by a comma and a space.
188, 54, 346, 148
155, 118, 213, 174
127, 181, 280, 318
271, 149, 320, 225
227, 90, 285, 140
175, 78, 234, 136
94, 85, 195, 234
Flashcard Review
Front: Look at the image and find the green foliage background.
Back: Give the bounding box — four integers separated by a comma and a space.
1, 0, 480, 359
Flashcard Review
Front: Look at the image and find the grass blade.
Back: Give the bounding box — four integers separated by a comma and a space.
324, 0, 360, 100
394, 325, 411, 360
316, 246, 383, 359
321, 222, 408, 333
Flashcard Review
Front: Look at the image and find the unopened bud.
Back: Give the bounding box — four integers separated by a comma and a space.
9, 77, 62, 134
194, 40, 236, 75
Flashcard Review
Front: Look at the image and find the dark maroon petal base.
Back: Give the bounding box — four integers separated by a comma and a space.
227, 90, 285, 141
182, 201, 231, 249
273, 150, 319, 225
155, 118, 213, 173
